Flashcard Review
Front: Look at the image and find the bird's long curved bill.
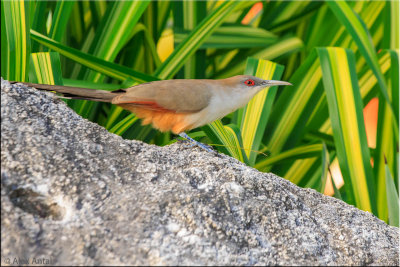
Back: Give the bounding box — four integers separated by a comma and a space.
266, 80, 292, 86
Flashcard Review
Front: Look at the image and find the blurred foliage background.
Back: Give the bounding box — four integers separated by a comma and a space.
1, 0, 398, 226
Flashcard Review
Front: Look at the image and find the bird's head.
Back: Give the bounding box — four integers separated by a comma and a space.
213, 75, 292, 111
228, 75, 292, 93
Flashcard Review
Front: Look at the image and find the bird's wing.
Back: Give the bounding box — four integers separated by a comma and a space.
111, 80, 212, 113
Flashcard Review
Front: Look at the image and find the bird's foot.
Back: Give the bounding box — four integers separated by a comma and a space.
178, 132, 215, 153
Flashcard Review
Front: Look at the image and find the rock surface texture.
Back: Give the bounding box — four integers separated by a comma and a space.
1, 79, 399, 266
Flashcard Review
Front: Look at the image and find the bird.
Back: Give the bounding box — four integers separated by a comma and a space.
10, 75, 291, 152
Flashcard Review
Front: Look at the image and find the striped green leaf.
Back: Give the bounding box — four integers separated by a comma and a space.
48, 1, 75, 44
109, 114, 139, 136
305, 49, 393, 142
388, 51, 399, 124
30, 1, 47, 52
62, 78, 121, 91
203, 121, 248, 165
175, 25, 277, 49
284, 49, 393, 191
238, 57, 284, 165
318, 47, 376, 214
260, 1, 315, 30
255, 143, 323, 170
383, 0, 399, 50
1, 0, 30, 82
29, 52, 63, 85
373, 50, 399, 221
327, 1, 395, 121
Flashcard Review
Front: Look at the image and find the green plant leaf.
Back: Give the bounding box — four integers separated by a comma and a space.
29, 52, 63, 85
388, 50, 399, 124
305, 49, 393, 143
255, 143, 323, 170
260, 1, 318, 30
373, 50, 399, 221
109, 114, 139, 136
382, 0, 399, 50
327, 1, 395, 122
1, 0, 30, 82
62, 78, 121, 91
30, 1, 47, 52
318, 47, 376, 214
48, 1, 75, 43
203, 121, 248, 165
385, 161, 399, 227
68, 1, 85, 46
174, 25, 277, 49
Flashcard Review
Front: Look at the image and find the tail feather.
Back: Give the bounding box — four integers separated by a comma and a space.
9, 81, 122, 103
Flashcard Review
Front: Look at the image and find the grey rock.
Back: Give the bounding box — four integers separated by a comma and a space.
1, 78, 398, 266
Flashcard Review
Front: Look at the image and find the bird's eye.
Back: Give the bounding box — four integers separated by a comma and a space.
244, 79, 255, 86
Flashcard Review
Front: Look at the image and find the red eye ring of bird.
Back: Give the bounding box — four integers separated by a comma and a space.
244, 79, 255, 86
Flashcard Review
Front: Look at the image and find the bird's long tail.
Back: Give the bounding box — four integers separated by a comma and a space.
9, 81, 122, 102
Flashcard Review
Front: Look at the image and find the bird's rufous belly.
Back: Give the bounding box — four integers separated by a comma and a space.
118, 104, 194, 134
